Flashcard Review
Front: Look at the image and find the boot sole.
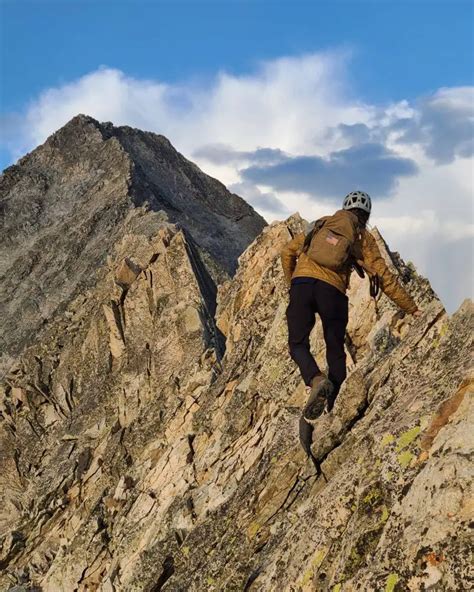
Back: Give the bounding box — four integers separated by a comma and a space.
303, 379, 333, 421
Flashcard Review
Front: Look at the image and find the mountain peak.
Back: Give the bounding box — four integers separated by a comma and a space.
61, 113, 99, 127
49, 114, 179, 154
0, 117, 266, 372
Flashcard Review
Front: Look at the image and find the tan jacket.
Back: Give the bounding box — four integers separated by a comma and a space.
280, 227, 417, 314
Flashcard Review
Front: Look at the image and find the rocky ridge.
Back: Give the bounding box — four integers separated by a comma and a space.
0, 120, 472, 592
0, 116, 265, 374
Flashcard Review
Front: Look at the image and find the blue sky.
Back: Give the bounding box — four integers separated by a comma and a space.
0, 0, 473, 312
2, 0, 473, 112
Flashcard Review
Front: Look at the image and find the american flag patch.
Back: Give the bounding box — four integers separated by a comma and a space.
326, 232, 339, 246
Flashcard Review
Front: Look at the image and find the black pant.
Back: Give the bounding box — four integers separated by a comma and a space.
286, 278, 349, 393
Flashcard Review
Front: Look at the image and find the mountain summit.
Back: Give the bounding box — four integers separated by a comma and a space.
0, 115, 266, 372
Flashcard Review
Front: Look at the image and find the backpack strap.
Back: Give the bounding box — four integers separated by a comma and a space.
302, 218, 326, 252
353, 257, 381, 300
352, 260, 366, 279
344, 211, 363, 267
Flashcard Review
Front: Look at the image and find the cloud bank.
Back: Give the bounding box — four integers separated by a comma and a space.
241, 142, 418, 197
1, 52, 472, 312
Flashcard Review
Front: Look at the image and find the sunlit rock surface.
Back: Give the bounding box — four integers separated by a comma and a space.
0, 124, 472, 592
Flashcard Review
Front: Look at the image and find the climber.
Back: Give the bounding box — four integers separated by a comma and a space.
281, 190, 421, 424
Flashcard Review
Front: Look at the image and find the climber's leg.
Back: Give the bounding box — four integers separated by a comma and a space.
314, 281, 349, 410
286, 281, 320, 386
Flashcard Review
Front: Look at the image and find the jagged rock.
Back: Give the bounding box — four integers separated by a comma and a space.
0, 219, 225, 591
0, 122, 472, 592
114, 258, 142, 289
0, 115, 265, 374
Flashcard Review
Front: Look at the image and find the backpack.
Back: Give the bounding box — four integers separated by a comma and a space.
304, 209, 361, 272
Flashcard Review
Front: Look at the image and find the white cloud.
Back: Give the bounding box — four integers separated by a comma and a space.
392, 86, 474, 163
1, 52, 472, 312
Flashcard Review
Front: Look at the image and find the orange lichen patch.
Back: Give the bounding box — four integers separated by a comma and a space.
415, 450, 429, 465
425, 551, 445, 566
420, 378, 473, 451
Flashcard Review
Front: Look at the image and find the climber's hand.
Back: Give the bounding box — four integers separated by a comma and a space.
412, 309, 422, 318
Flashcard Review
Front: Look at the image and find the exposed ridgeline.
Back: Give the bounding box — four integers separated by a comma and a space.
0, 115, 266, 374
1, 199, 472, 591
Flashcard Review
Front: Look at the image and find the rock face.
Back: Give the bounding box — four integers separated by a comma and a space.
0, 122, 472, 592
0, 115, 266, 373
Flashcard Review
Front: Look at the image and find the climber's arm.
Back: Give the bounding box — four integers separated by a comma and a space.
280, 233, 305, 286
361, 233, 418, 314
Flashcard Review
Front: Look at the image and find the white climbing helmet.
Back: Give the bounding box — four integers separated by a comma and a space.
342, 190, 372, 214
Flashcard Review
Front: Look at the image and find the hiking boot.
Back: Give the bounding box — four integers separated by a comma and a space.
326, 390, 337, 413
303, 374, 334, 421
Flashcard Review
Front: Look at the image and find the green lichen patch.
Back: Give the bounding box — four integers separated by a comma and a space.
380, 505, 389, 523
300, 546, 329, 586
247, 521, 261, 539
396, 426, 421, 451
312, 547, 328, 567
301, 569, 313, 586
381, 433, 395, 447
397, 450, 415, 468
385, 572, 399, 592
